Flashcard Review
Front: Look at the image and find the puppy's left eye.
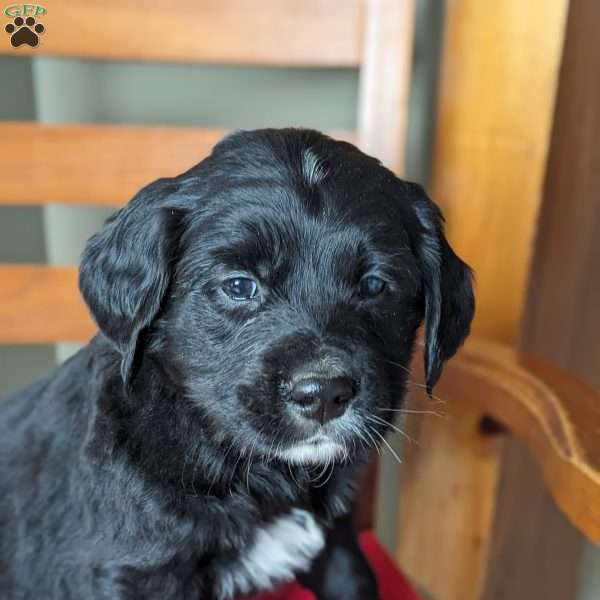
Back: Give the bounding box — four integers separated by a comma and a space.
222, 277, 258, 300
359, 275, 386, 298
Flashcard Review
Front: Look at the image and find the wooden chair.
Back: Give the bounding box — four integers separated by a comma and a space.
0, 2, 598, 599
395, 2, 600, 599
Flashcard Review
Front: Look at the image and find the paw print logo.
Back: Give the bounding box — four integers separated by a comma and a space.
5, 16, 45, 48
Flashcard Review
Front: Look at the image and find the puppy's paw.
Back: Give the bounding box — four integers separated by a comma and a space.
214, 508, 325, 599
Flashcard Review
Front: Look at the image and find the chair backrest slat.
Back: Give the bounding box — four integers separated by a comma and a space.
358, 0, 415, 174
0, 124, 226, 206
0, 123, 355, 207
0, 265, 94, 343
0, 0, 363, 66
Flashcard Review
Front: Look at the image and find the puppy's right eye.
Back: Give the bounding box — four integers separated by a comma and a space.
222, 277, 258, 300
359, 275, 386, 298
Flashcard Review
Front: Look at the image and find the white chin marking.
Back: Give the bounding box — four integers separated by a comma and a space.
277, 437, 345, 465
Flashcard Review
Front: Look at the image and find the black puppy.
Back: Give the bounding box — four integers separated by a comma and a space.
0, 129, 474, 599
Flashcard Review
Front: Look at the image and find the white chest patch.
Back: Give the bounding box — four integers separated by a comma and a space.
215, 508, 325, 599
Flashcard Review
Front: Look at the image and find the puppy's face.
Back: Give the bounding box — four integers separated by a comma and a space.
80, 129, 474, 466
164, 181, 423, 465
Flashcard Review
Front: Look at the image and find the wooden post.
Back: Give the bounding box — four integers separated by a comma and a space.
483, 1, 600, 597
395, 1, 569, 598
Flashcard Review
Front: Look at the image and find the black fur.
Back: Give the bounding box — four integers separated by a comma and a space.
0, 128, 474, 599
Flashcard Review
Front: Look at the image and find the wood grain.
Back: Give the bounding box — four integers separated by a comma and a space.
0, 265, 94, 343
445, 340, 600, 542
521, 0, 600, 393
483, 1, 600, 597
430, 0, 568, 344
0, 123, 356, 207
481, 440, 584, 600
395, 1, 571, 598
0, 0, 363, 67
0, 123, 225, 207
357, 0, 415, 173
397, 338, 600, 600
396, 378, 502, 600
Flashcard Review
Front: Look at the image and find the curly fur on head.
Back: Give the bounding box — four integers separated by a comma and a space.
0, 128, 474, 599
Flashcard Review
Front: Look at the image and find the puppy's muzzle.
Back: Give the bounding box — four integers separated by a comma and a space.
289, 375, 357, 424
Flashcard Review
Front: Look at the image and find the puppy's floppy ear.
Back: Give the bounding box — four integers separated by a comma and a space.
411, 186, 475, 393
79, 178, 188, 385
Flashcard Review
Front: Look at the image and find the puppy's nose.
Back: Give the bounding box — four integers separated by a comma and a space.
290, 376, 356, 423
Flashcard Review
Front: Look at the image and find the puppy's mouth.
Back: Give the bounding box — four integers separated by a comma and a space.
275, 433, 347, 465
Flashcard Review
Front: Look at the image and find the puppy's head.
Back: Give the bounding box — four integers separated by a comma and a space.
80, 129, 474, 466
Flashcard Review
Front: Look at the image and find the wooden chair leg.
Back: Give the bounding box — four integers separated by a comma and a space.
482, 2, 600, 596
396, 1, 580, 597
395, 338, 595, 599
395, 384, 503, 600
481, 438, 584, 600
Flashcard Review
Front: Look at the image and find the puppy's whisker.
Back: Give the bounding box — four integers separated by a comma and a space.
378, 407, 446, 417
367, 415, 416, 443
368, 425, 403, 465
311, 449, 332, 484
347, 420, 371, 451
380, 357, 413, 375
362, 425, 381, 457
312, 458, 330, 487
378, 359, 447, 404
343, 420, 364, 457
264, 433, 278, 465
367, 413, 417, 445
344, 427, 360, 460
345, 426, 357, 457
314, 459, 335, 488
405, 384, 447, 405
